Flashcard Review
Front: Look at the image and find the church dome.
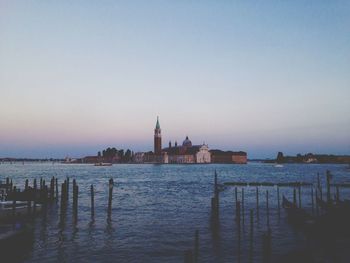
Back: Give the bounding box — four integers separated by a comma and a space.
182, 136, 192, 147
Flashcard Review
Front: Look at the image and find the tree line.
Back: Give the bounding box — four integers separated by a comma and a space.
97, 147, 134, 163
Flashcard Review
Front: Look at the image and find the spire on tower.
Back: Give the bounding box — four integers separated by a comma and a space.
155, 116, 160, 129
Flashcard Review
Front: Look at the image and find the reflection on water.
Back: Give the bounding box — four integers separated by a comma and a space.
0, 163, 350, 262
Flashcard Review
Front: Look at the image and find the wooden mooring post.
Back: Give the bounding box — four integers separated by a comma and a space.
242, 188, 245, 225
315, 187, 319, 216
256, 187, 259, 221
33, 178, 37, 213
298, 185, 301, 208
55, 178, 58, 202
249, 209, 254, 262
266, 190, 270, 228
107, 178, 114, 217
277, 186, 280, 218
311, 187, 314, 215
91, 184, 95, 219
66, 177, 70, 201
326, 170, 332, 204
73, 180, 78, 222
293, 188, 297, 207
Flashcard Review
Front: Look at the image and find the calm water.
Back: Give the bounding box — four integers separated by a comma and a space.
1, 162, 350, 262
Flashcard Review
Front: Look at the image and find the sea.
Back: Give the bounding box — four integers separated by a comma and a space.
0, 162, 350, 262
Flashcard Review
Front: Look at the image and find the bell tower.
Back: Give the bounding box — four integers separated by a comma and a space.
154, 116, 162, 155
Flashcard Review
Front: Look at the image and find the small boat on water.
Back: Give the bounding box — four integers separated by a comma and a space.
94, 162, 112, 166
0, 201, 42, 220
274, 164, 284, 168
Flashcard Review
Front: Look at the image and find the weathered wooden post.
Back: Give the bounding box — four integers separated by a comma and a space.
91, 184, 95, 219
107, 178, 114, 217
66, 177, 70, 201
277, 186, 280, 218
237, 201, 241, 263
249, 209, 254, 262
214, 171, 219, 216
326, 170, 332, 205
235, 187, 238, 204
33, 178, 37, 213
256, 187, 259, 221
73, 183, 78, 222
24, 179, 30, 213
194, 230, 199, 263
72, 179, 76, 194
50, 177, 55, 202
60, 182, 66, 216
311, 187, 314, 215
315, 187, 319, 216
40, 177, 43, 190
266, 190, 270, 228
242, 188, 245, 225
55, 178, 58, 202
298, 184, 301, 208
12, 186, 17, 218
293, 188, 297, 207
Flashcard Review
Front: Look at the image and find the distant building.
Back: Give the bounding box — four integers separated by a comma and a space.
210, 150, 247, 164
162, 136, 211, 164
136, 117, 246, 164
154, 116, 162, 155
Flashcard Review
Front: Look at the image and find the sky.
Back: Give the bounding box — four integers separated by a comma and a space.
0, 1, 349, 159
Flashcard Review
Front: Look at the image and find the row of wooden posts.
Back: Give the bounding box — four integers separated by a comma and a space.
185, 170, 341, 262
3, 176, 115, 222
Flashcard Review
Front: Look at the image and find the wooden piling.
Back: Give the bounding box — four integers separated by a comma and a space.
91, 184, 95, 219
12, 186, 17, 218
242, 188, 245, 225
266, 190, 269, 228
33, 178, 37, 213
311, 187, 314, 215
235, 187, 238, 204
107, 178, 114, 217
60, 182, 66, 216
55, 178, 58, 202
66, 177, 70, 201
315, 187, 319, 216
293, 188, 297, 207
277, 186, 280, 218
256, 187, 259, 221
73, 183, 78, 222
249, 209, 254, 262
25, 179, 29, 190
194, 230, 199, 263
326, 170, 331, 204
298, 185, 301, 208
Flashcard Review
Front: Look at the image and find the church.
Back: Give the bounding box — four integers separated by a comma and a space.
141, 117, 211, 164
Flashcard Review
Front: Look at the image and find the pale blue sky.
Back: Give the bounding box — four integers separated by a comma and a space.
1, 1, 349, 158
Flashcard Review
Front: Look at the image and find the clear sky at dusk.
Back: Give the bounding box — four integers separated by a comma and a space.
1, 1, 349, 158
